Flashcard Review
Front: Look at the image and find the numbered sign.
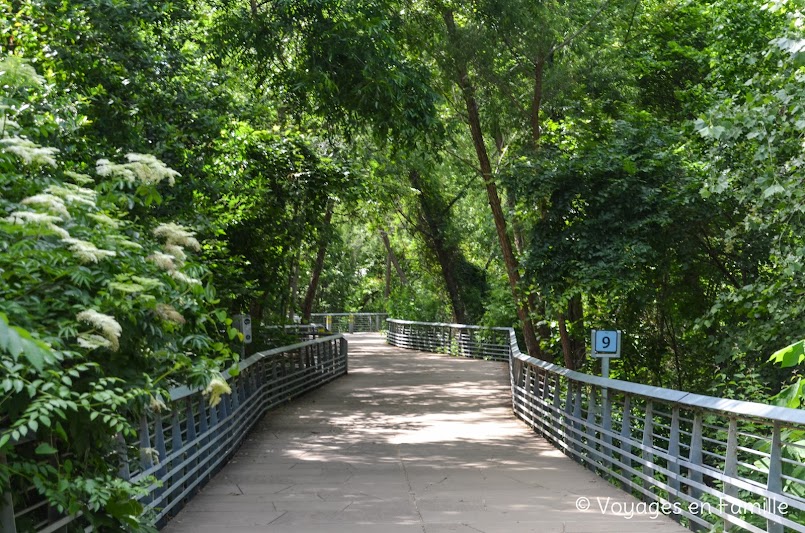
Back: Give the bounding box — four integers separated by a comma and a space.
591, 330, 621, 358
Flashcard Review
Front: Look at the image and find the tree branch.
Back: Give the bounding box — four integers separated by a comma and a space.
550, 0, 613, 55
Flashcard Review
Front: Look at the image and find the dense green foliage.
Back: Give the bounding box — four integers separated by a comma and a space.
2, 0, 805, 529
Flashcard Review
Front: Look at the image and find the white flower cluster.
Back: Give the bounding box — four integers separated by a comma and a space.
45, 183, 97, 207
96, 153, 180, 186
63, 237, 116, 263
147, 222, 202, 285
63, 170, 94, 186
155, 303, 186, 325
152, 223, 201, 251
21, 194, 70, 218
0, 137, 59, 167
76, 309, 122, 351
204, 376, 232, 407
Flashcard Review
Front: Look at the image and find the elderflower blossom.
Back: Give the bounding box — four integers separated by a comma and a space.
149, 396, 167, 413
163, 244, 187, 263
147, 251, 177, 271
96, 153, 180, 186
88, 213, 119, 228
77, 333, 112, 350
170, 270, 201, 285
0, 137, 59, 167
155, 303, 186, 324
152, 222, 201, 251
140, 447, 160, 465
64, 170, 94, 186
21, 194, 70, 218
4, 211, 70, 239
76, 309, 122, 351
63, 238, 116, 263
48, 224, 71, 239
204, 376, 232, 407
45, 184, 97, 207
4, 211, 62, 225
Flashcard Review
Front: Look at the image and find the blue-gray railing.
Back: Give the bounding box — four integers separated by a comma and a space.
311, 312, 387, 334
387, 318, 805, 533
3, 334, 348, 532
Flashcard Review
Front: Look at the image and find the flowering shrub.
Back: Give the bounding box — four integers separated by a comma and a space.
0, 58, 238, 530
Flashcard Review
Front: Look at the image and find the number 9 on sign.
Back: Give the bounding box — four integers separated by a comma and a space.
592, 330, 621, 358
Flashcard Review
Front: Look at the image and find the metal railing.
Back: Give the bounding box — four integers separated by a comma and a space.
310, 312, 387, 334
386, 319, 805, 533
386, 318, 510, 361
3, 334, 348, 532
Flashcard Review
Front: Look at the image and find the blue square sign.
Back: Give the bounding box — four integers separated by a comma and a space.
592, 330, 621, 358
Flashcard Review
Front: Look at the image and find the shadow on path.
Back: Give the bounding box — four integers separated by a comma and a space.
163, 333, 688, 533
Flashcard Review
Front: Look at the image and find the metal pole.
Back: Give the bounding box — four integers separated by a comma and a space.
601, 356, 610, 403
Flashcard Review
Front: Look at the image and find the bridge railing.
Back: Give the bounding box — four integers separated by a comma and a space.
386, 318, 510, 360
3, 334, 348, 532
386, 319, 805, 533
310, 312, 387, 334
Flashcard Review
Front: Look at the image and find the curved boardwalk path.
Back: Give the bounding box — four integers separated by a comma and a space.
163, 334, 687, 533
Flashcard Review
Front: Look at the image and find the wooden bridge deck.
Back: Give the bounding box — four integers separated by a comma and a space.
163, 333, 687, 533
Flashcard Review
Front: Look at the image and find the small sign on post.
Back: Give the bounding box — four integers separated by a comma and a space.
591, 330, 621, 390
233, 314, 252, 344
592, 330, 621, 358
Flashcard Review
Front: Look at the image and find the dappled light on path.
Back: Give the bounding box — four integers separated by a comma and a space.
163, 333, 687, 533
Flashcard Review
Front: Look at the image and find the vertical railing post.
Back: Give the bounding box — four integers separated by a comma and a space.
687, 411, 705, 531
341, 337, 348, 374
766, 421, 784, 533
641, 401, 654, 501
584, 386, 598, 470
1, 454, 17, 533
562, 380, 574, 456
572, 383, 583, 456
116, 432, 131, 481
668, 407, 681, 517
139, 415, 154, 504
601, 389, 613, 480
619, 395, 632, 490
552, 375, 563, 445
185, 399, 198, 495
154, 413, 168, 499
723, 417, 739, 531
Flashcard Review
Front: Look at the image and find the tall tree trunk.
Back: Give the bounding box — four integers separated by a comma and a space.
288, 248, 300, 322
379, 230, 408, 285
530, 60, 545, 146
443, 9, 542, 359
301, 202, 334, 322
384, 251, 391, 298
529, 57, 581, 367
557, 295, 585, 370
408, 169, 468, 323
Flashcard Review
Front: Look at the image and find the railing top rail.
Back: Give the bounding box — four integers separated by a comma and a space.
389, 319, 805, 426
386, 318, 511, 333
169, 333, 344, 401
312, 312, 388, 316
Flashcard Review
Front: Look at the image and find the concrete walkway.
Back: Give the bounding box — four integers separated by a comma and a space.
163, 334, 687, 533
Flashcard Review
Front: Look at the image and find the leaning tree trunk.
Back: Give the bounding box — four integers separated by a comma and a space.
443, 9, 542, 359
379, 230, 408, 285
301, 202, 334, 322
408, 169, 468, 324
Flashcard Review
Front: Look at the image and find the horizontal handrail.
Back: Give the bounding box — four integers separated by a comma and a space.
310, 312, 387, 333
386, 318, 805, 533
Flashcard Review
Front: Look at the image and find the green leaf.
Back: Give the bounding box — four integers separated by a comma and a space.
769, 340, 805, 368
35, 443, 58, 455
763, 184, 785, 198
